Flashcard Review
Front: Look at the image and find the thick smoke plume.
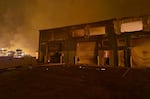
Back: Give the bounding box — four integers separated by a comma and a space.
0, 0, 38, 56
0, 0, 150, 57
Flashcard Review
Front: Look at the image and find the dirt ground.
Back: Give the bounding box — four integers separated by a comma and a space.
0, 65, 150, 99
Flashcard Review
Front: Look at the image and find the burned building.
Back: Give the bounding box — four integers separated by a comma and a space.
38, 15, 150, 68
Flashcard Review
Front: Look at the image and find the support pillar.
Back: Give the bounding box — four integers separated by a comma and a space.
125, 36, 131, 67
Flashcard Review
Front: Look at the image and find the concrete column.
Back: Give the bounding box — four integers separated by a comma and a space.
44, 43, 48, 63
110, 35, 118, 67
125, 36, 131, 67
97, 56, 100, 66
60, 56, 63, 63
74, 56, 78, 64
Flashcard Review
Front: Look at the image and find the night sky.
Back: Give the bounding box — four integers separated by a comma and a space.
0, 0, 150, 56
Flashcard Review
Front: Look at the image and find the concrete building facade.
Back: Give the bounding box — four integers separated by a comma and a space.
39, 15, 150, 68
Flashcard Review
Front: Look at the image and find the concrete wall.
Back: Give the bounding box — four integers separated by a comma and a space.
0, 57, 37, 69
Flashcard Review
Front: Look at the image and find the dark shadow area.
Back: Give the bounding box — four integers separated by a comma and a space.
0, 65, 149, 99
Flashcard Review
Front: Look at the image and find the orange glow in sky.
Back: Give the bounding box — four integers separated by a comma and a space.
0, 0, 150, 57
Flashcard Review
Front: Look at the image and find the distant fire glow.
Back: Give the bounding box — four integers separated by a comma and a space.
0, 48, 31, 58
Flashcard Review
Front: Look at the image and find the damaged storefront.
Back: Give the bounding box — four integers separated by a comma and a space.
39, 15, 150, 68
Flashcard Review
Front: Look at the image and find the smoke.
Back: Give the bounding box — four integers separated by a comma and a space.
0, 0, 150, 57
0, 0, 113, 56
0, 0, 38, 56
0, 2, 23, 47
29, 0, 118, 29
